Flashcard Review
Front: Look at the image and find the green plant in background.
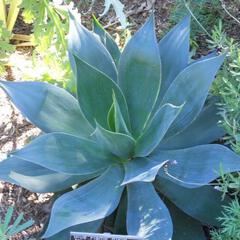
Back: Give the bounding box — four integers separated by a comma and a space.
208, 21, 240, 154
0, 0, 73, 90
217, 166, 240, 199
0, 206, 34, 240
208, 23, 240, 239
0, 21, 14, 74
20, 0, 127, 90
0, 0, 27, 75
20, 0, 73, 90
170, 0, 228, 45
1, 13, 240, 239
0, 0, 22, 32
0, 0, 127, 90
211, 199, 240, 240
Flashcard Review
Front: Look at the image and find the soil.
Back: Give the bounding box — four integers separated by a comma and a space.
0, 0, 239, 239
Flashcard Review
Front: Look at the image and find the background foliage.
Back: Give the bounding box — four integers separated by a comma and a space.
0, 22, 14, 74
0, 206, 33, 240
21, 0, 72, 89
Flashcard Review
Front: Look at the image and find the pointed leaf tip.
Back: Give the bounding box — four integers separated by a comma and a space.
154, 14, 191, 109
161, 53, 225, 138
0, 81, 93, 137
182, 15, 191, 24
94, 122, 135, 159
118, 8, 161, 137
68, 11, 117, 82
122, 158, 168, 185
74, 56, 128, 129
135, 103, 183, 157
43, 166, 124, 238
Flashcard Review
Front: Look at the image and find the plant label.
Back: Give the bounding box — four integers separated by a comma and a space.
70, 232, 143, 240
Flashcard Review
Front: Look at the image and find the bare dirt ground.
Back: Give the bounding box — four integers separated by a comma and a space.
0, 1, 174, 239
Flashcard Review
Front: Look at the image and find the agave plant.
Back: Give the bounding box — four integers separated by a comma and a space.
1, 12, 240, 240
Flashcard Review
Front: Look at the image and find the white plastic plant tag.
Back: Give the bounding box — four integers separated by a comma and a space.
70, 232, 143, 240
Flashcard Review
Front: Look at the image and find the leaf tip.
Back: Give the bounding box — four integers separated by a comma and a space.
182, 14, 191, 25
146, 12, 155, 29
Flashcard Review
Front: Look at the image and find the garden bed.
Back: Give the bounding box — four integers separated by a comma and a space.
0, 1, 240, 239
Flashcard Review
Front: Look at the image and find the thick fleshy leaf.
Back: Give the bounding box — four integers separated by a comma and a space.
68, 10, 117, 81
164, 199, 206, 240
43, 165, 124, 238
153, 144, 240, 188
118, 15, 161, 137
135, 103, 182, 157
127, 182, 173, 240
156, 16, 190, 105
161, 54, 225, 138
107, 103, 115, 131
94, 123, 135, 159
74, 57, 130, 129
155, 176, 231, 226
12, 133, 112, 175
112, 91, 131, 134
0, 81, 93, 137
93, 15, 120, 65
46, 220, 103, 240
122, 157, 168, 185
158, 100, 225, 150
0, 157, 96, 193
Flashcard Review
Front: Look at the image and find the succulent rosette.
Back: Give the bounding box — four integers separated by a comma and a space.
0, 12, 240, 240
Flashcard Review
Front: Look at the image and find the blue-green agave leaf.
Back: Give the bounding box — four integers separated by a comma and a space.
118, 15, 161, 137
161, 54, 225, 138
127, 182, 173, 240
43, 165, 124, 238
135, 103, 183, 157
107, 103, 115, 131
155, 176, 231, 226
74, 57, 130, 129
164, 200, 206, 240
93, 15, 120, 66
112, 91, 131, 134
0, 157, 95, 193
12, 133, 112, 175
94, 123, 135, 159
158, 100, 225, 150
156, 16, 190, 105
122, 157, 168, 185
0, 81, 93, 137
154, 144, 240, 188
46, 219, 103, 240
68, 10, 117, 81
